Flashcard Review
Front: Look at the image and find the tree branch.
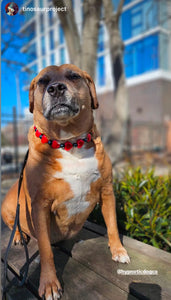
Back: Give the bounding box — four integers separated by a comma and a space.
53, 0, 81, 66
82, 0, 102, 78
1, 58, 26, 67
102, 0, 114, 26
117, 0, 125, 17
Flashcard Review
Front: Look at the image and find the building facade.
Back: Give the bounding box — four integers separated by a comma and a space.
20, 0, 171, 150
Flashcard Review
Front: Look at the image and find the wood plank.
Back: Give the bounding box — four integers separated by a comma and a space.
70, 234, 171, 300
84, 220, 107, 236
1, 224, 39, 278
25, 248, 137, 300
1, 224, 137, 299
1, 263, 37, 300
84, 221, 171, 263
3, 220, 170, 299
3, 285, 37, 300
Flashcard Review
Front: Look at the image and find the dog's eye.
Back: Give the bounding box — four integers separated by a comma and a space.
67, 73, 82, 80
37, 76, 50, 86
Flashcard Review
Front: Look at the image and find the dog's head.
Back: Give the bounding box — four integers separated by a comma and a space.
29, 64, 99, 125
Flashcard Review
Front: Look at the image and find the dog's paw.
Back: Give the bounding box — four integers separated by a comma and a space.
111, 246, 130, 264
39, 273, 63, 300
13, 230, 29, 246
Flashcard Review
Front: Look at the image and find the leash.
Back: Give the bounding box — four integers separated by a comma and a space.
2, 150, 30, 299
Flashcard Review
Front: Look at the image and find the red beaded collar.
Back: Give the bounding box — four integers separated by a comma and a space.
34, 126, 92, 151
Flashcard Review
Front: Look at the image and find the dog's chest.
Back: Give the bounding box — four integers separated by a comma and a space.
54, 147, 100, 217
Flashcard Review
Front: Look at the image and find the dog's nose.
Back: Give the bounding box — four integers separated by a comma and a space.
47, 83, 67, 96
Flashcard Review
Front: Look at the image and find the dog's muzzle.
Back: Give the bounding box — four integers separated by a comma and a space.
42, 82, 80, 121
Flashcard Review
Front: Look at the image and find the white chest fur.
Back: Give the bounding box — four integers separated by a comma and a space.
54, 147, 100, 217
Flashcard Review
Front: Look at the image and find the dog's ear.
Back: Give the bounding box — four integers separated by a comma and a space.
84, 71, 99, 110
29, 78, 36, 113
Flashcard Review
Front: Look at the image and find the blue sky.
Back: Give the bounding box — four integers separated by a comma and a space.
1, 0, 29, 120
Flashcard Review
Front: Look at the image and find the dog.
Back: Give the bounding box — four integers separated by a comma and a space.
1, 64, 130, 299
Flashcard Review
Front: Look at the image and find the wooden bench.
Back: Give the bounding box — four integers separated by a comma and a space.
1, 219, 171, 300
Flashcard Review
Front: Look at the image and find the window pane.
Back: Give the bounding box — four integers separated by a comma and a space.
124, 34, 159, 77
27, 43, 37, 63
98, 25, 104, 52
40, 14, 44, 33
97, 56, 105, 86
132, 12, 142, 27
49, 10, 53, 26
60, 48, 65, 64
39, 0, 43, 8
50, 53, 55, 65
41, 36, 46, 55
29, 64, 37, 81
49, 30, 54, 50
42, 58, 46, 68
24, 21, 36, 41
59, 25, 64, 44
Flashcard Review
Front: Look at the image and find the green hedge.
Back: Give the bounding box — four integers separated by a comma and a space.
88, 168, 171, 252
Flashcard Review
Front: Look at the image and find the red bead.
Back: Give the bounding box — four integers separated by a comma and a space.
51, 140, 60, 149
87, 133, 91, 142
36, 130, 41, 137
64, 141, 73, 151
34, 126, 36, 130
41, 135, 48, 144
77, 139, 84, 148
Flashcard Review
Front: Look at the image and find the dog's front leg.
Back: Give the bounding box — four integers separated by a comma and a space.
32, 202, 62, 299
100, 184, 130, 264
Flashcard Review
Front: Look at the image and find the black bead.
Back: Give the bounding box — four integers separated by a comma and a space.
60, 144, 65, 148
48, 140, 52, 145
73, 143, 78, 147
39, 135, 43, 139
83, 138, 88, 142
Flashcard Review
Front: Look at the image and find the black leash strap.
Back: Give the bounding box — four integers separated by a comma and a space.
2, 150, 30, 299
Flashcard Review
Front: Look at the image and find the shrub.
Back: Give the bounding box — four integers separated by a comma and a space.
88, 168, 171, 252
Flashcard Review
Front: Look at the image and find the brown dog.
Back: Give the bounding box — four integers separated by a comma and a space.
1, 64, 130, 299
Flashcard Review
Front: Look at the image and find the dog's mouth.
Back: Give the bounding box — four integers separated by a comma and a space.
52, 103, 79, 114
43, 97, 80, 121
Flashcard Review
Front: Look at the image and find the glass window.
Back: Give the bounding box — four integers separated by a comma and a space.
49, 10, 53, 26
98, 25, 104, 53
60, 48, 65, 64
124, 47, 134, 77
49, 30, 54, 50
24, 21, 36, 41
27, 43, 37, 63
29, 64, 37, 81
125, 0, 133, 4
124, 34, 159, 78
41, 36, 46, 55
97, 56, 105, 86
59, 24, 64, 44
40, 14, 44, 33
131, 6, 143, 37
122, 10, 132, 40
50, 53, 55, 65
31, 64, 37, 74
132, 12, 142, 27
42, 58, 46, 68
39, 0, 43, 8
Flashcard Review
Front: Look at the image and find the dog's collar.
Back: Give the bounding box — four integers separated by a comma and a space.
34, 126, 92, 151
